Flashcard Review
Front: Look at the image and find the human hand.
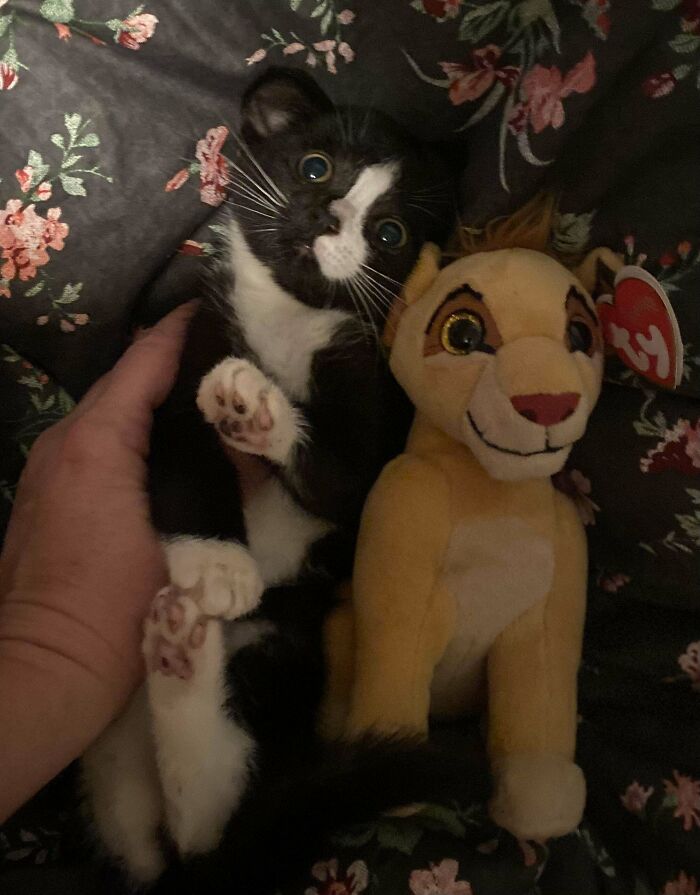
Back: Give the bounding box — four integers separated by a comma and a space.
0, 302, 197, 716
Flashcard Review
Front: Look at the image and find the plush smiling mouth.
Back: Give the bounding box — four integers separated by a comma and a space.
466, 412, 571, 458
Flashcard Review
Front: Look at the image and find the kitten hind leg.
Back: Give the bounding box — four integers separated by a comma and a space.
81, 686, 165, 884
144, 587, 254, 857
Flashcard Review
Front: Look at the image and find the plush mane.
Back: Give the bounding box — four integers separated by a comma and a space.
459, 194, 558, 256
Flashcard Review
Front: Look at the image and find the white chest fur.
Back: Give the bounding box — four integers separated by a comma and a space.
226, 223, 350, 402
430, 516, 555, 718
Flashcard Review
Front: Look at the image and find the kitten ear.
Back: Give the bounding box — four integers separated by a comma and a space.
241, 67, 334, 141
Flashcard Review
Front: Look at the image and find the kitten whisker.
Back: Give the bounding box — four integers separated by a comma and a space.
229, 178, 278, 206
230, 182, 279, 214
221, 200, 278, 220
407, 202, 443, 222
226, 160, 285, 210
359, 263, 404, 289
358, 273, 394, 312
228, 131, 288, 205
350, 276, 382, 344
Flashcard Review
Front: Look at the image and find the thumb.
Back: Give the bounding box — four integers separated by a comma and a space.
94, 301, 198, 417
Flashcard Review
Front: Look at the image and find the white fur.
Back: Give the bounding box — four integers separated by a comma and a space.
145, 594, 254, 857
81, 687, 165, 883
164, 536, 264, 619
313, 162, 400, 281
244, 476, 333, 586
227, 222, 350, 402
197, 357, 303, 465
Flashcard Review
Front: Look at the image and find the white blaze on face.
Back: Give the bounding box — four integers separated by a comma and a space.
313, 161, 400, 281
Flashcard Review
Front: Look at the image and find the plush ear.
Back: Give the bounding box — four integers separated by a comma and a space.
241, 67, 334, 141
383, 243, 441, 348
572, 247, 623, 298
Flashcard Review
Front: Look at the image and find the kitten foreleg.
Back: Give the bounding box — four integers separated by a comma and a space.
197, 357, 304, 466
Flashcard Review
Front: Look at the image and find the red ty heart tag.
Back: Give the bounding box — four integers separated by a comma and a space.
597, 265, 683, 389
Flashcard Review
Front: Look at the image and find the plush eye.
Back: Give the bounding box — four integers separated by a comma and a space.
441, 311, 485, 355
298, 152, 333, 183
567, 319, 594, 355
375, 218, 408, 250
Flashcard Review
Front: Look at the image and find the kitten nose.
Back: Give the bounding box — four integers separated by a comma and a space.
510, 392, 580, 426
315, 206, 341, 236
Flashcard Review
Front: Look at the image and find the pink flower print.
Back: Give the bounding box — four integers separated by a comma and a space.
440, 46, 520, 106
552, 468, 600, 526
663, 872, 699, 895
0, 62, 18, 90
521, 51, 596, 133
663, 770, 700, 831
54, 23, 72, 40
338, 42, 355, 63
681, 0, 700, 33
678, 240, 693, 260
117, 13, 158, 50
35, 182, 52, 201
306, 51, 318, 68
620, 780, 654, 815
641, 420, 700, 476
507, 102, 529, 135
0, 201, 69, 286
165, 168, 190, 192
422, 0, 461, 18
599, 572, 631, 594
195, 126, 230, 207
305, 859, 368, 895
314, 40, 336, 52
409, 859, 473, 895
337, 9, 356, 25
678, 641, 700, 691
15, 167, 33, 193
283, 42, 306, 55
643, 71, 677, 99
36, 315, 49, 325
246, 48, 267, 65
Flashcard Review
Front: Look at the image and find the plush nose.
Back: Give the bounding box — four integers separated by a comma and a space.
511, 392, 581, 426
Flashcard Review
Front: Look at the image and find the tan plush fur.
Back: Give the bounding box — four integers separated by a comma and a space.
322, 224, 615, 842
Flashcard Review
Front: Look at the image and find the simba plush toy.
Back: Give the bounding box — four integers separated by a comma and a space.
321, 199, 683, 842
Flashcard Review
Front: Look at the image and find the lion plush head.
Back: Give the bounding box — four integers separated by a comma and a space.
385, 197, 618, 481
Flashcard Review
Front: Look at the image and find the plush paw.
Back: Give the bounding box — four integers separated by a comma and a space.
489, 752, 586, 841
196, 358, 301, 465
165, 537, 264, 620
143, 588, 209, 681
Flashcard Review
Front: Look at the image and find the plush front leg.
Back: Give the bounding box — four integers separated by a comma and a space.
197, 357, 303, 466
345, 457, 452, 739
486, 494, 587, 841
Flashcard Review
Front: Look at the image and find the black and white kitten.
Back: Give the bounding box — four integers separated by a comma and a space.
82, 69, 461, 890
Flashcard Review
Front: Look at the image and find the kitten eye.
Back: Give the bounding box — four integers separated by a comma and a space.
567, 319, 594, 355
441, 311, 485, 356
299, 152, 333, 183
376, 218, 408, 250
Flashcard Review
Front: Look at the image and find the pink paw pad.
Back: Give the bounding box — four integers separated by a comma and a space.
144, 588, 208, 681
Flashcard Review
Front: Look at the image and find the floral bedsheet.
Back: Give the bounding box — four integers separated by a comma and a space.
1, 2, 700, 893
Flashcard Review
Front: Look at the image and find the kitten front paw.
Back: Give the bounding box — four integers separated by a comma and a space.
197, 358, 302, 465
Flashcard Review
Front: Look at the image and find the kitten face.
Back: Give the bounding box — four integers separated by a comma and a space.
231, 68, 454, 320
